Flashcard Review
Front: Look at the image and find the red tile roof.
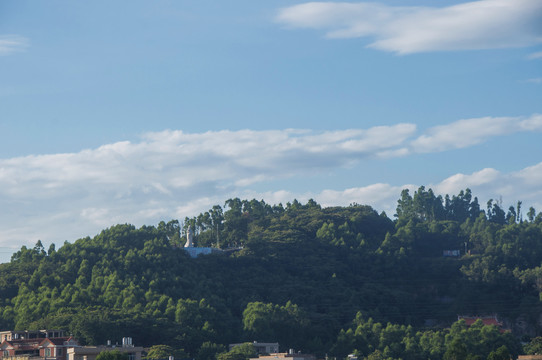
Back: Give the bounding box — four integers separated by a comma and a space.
458, 315, 502, 327
39, 337, 74, 346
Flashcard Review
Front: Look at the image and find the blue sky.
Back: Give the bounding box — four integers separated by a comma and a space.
0, 0, 541, 263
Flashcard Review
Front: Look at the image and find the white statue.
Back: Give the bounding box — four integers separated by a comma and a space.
185, 226, 194, 248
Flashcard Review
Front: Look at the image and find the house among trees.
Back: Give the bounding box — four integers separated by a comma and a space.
443, 250, 460, 257
250, 350, 315, 360
0, 330, 78, 360
457, 315, 505, 331
1, 330, 67, 342
229, 342, 279, 355
0, 331, 141, 360
67, 338, 142, 360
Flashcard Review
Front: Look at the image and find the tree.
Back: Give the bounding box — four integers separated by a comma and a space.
506, 206, 517, 224
196, 342, 226, 360
47, 243, 56, 256
487, 200, 506, 224
217, 343, 256, 360
527, 207, 536, 223
96, 351, 129, 360
396, 189, 413, 220
443, 339, 467, 360
242, 301, 308, 349
146, 345, 188, 360
242, 302, 276, 341
487, 346, 510, 360
524, 337, 542, 355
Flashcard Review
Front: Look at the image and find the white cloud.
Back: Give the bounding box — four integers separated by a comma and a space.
525, 78, 542, 84
0, 35, 29, 56
410, 114, 542, 153
433, 168, 501, 196
0, 126, 414, 200
317, 183, 412, 212
520, 114, 542, 130
432, 164, 542, 212
528, 51, 542, 59
276, 0, 542, 54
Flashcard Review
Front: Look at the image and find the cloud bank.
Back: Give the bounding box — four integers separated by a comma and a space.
276, 0, 542, 54
1, 114, 541, 260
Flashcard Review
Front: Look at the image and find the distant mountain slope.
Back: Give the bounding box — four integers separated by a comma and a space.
0, 188, 540, 359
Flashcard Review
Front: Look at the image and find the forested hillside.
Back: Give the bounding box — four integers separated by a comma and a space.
1, 187, 542, 360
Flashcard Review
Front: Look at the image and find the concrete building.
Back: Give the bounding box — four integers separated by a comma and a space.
1, 331, 140, 360
66, 338, 142, 360
1, 331, 67, 343
181, 226, 225, 258
183, 247, 224, 258
250, 351, 315, 360
0, 333, 77, 360
229, 342, 279, 355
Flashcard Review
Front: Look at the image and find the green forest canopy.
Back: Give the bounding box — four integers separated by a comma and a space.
1, 187, 542, 360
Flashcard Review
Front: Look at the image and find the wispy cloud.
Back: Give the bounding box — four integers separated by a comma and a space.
528, 51, 542, 59
1, 114, 541, 259
0, 35, 29, 56
0, 125, 417, 253
525, 78, 542, 84
276, 0, 542, 54
0, 125, 416, 202
409, 114, 542, 153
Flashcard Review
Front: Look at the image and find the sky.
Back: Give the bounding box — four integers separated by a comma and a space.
0, 0, 541, 263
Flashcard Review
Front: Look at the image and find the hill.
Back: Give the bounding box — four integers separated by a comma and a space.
1, 187, 541, 360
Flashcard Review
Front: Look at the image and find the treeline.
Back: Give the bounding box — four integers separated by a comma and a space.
0, 187, 542, 360
396, 187, 537, 225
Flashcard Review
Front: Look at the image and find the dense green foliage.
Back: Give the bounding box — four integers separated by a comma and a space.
332, 314, 520, 360
96, 350, 129, 360
1, 187, 541, 360
217, 343, 256, 360
145, 344, 189, 360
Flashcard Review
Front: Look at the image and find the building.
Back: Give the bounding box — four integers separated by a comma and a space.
250, 351, 315, 360
1, 330, 141, 360
457, 315, 503, 327
457, 315, 508, 333
229, 342, 279, 355
182, 226, 224, 258
0, 331, 77, 360
183, 247, 225, 258
443, 250, 460, 257
66, 338, 142, 360
39, 338, 79, 360
1, 331, 67, 343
